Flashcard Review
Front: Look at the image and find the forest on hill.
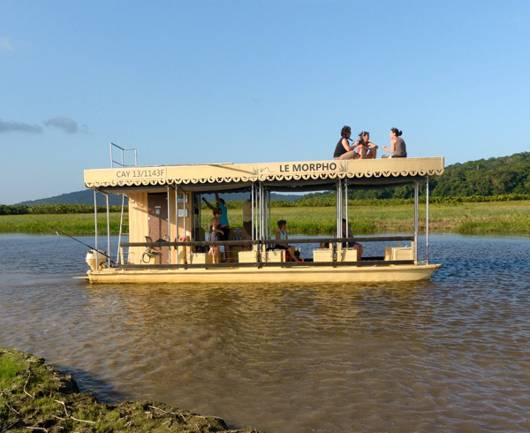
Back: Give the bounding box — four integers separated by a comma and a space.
431, 152, 530, 197
294, 152, 530, 205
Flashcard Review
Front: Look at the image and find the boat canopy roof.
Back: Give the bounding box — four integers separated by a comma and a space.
84, 156, 444, 190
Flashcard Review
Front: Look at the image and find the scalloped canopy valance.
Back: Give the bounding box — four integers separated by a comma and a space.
84, 157, 444, 188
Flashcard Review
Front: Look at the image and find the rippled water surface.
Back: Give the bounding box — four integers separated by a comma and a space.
1, 234, 530, 433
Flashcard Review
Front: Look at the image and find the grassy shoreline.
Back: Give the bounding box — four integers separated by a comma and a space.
0, 200, 529, 236
0, 347, 260, 433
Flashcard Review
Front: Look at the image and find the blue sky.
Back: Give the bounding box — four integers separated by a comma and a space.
1, 0, 529, 203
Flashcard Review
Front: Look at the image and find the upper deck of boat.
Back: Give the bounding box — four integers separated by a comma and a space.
84, 156, 445, 190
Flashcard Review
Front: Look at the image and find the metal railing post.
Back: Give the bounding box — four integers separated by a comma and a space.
108, 145, 113, 168
167, 185, 171, 264
175, 184, 179, 260
105, 193, 111, 267
259, 182, 265, 241
267, 189, 271, 240
93, 189, 98, 263
413, 181, 419, 264
183, 192, 187, 240
336, 180, 339, 239
344, 179, 350, 238
425, 176, 430, 264
116, 194, 125, 264
251, 183, 255, 241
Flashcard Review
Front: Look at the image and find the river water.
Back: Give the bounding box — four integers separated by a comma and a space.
0, 234, 529, 433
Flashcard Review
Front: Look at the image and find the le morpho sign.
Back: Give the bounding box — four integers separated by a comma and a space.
278, 161, 338, 173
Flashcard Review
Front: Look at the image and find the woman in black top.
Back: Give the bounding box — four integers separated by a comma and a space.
333, 126, 356, 160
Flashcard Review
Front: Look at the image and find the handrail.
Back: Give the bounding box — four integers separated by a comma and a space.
109, 142, 138, 167
119, 259, 415, 270
120, 235, 414, 248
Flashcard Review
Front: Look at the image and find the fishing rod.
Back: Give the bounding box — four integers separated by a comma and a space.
55, 230, 115, 263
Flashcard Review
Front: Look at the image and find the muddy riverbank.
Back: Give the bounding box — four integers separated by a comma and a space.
0, 348, 261, 433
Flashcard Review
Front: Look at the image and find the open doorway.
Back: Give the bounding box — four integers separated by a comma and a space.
147, 192, 169, 263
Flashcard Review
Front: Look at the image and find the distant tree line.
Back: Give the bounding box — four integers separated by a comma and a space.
0, 204, 124, 215
1, 153, 529, 214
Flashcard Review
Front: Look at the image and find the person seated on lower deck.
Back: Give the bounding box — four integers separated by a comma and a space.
274, 219, 303, 263
383, 127, 407, 158
341, 218, 363, 259
353, 131, 378, 159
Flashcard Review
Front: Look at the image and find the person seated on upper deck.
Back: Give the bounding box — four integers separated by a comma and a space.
275, 219, 303, 263
383, 128, 407, 158
353, 131, 378, 159
203, 193, 230, 239
333, 126, 357, 160
341, 218, 363, 259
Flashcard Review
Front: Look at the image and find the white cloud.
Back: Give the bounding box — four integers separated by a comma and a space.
0, 37, 14, 52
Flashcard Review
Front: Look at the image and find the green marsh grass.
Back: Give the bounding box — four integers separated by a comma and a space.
0, 200, 528, 236
0, 213, 126, 235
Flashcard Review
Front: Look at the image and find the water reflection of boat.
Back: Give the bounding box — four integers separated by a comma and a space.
84, 154, 444, 283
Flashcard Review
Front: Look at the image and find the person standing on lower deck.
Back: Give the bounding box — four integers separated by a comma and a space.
203, 193, 230, 261
203, 193, 230, 239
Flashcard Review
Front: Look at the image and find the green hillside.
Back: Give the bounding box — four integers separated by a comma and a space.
19, 190, 126, 206
298, 152, 530, 203
18, 190, 300, 206
431, 152, 530, 197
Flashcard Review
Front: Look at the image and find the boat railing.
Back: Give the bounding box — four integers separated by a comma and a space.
120, 259, 415, 269
117, 235, 414, 269
109, 142, 138, 168
120, 235, 413, 248
120, 235, 414, 248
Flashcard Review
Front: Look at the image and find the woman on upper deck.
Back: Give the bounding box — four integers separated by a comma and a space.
383, 128, 407, 158
353, 131, 378, 159
333, 126, 356, 160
